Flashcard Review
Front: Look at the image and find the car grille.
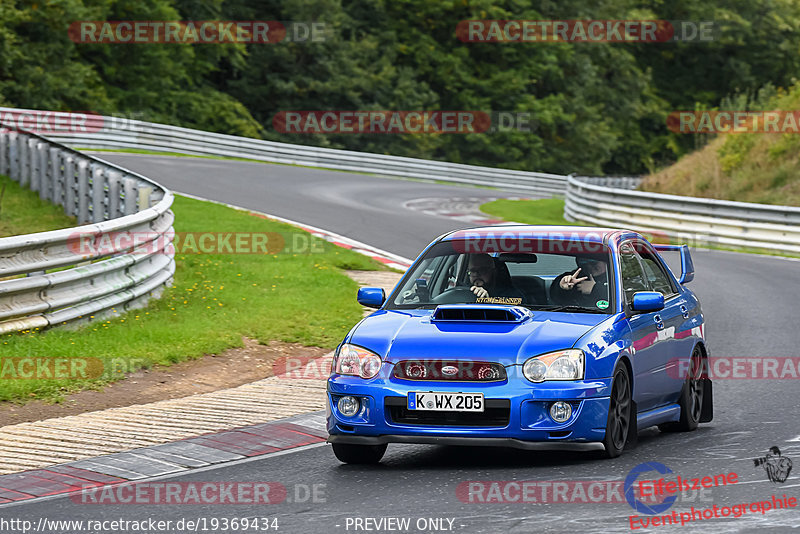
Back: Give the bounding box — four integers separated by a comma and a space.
392, 360, 506, 382
385, 397, 510, 427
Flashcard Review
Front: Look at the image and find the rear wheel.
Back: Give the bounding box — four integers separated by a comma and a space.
331, 443, 387, 464
659, 347, 704, 433
602, 363, 632, 459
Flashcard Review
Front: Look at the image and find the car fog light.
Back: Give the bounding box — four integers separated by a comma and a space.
338, 396, 360, 417
550, 401, 572, 423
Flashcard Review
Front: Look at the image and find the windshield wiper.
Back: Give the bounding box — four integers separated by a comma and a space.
533, 305, 607, 314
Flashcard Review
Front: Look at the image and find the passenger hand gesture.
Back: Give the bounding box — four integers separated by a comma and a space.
559, 268, 588, 291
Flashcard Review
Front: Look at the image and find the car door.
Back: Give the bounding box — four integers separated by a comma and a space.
620, 241, 662, 412
634, 241, 690, 407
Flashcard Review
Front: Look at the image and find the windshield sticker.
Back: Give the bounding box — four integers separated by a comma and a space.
476, 297, 523, 305
596, 300, 609, 309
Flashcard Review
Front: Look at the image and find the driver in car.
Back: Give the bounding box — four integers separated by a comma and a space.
467, 253, 524, 301
550, 256, 610, 308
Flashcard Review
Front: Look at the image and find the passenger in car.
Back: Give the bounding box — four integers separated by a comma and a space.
550, 256, 610, 308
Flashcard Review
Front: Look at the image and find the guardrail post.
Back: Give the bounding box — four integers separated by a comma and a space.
37, 142, 48, 200
18, 134, 29, 186
41, 146, 53, 203
107, 169, 122, 218
123, 177, 138, 215
0, 130, 7, 175
91, 165, 106, 223
49, 147, 64, 207
42, 145, 52, 202
77, 159, 90, 223
138, 185, 153, 210
7, 132, 18, 181
30, 139, 41, 192
63, 155, 77, 217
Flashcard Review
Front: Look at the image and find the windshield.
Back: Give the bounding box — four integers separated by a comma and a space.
387, 239, 614, 313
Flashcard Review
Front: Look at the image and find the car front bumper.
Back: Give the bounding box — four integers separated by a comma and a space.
326, 375, 613, 445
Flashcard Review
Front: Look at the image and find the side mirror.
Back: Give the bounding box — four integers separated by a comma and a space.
357, 287, 385, 309
631, 291, 665, 313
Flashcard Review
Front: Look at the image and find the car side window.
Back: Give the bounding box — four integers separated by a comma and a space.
620, 242, 648, 307
635, 245, 677, 296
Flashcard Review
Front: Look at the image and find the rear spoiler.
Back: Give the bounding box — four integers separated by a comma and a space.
653, 244, 694, 284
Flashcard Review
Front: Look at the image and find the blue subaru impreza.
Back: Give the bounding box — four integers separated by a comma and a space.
327, 226, 712, 462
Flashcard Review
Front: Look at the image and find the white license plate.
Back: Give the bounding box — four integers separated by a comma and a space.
408, 392, 484, 412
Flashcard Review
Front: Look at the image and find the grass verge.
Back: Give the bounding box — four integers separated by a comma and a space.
480, 198, 577, 226
0, 174, 76, 237
0, 194, 385, 404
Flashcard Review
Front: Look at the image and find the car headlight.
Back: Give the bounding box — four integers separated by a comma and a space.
522, 350, 584, 382
333, 344, 383, 379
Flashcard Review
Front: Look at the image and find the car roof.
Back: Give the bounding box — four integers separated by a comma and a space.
442, 225, 639, 245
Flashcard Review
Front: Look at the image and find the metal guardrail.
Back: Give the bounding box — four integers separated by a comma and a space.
2, 107, 797, 258
0, 108, 568, 197
0, 126, 175, 335
566, 176, 800, 254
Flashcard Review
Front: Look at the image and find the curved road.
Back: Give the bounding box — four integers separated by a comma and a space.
6, 154, 800, 533
102, 154, 512, 259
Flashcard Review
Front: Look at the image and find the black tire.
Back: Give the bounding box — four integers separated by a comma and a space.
602, 362, 633, 459
332, 443, 387, 464
659, 347, 704, 433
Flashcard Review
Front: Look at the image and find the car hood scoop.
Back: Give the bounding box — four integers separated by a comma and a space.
431, 304, 532, 323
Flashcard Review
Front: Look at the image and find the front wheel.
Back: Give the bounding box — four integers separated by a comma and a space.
602, 363, 632, 459
331, 443, 387, 464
